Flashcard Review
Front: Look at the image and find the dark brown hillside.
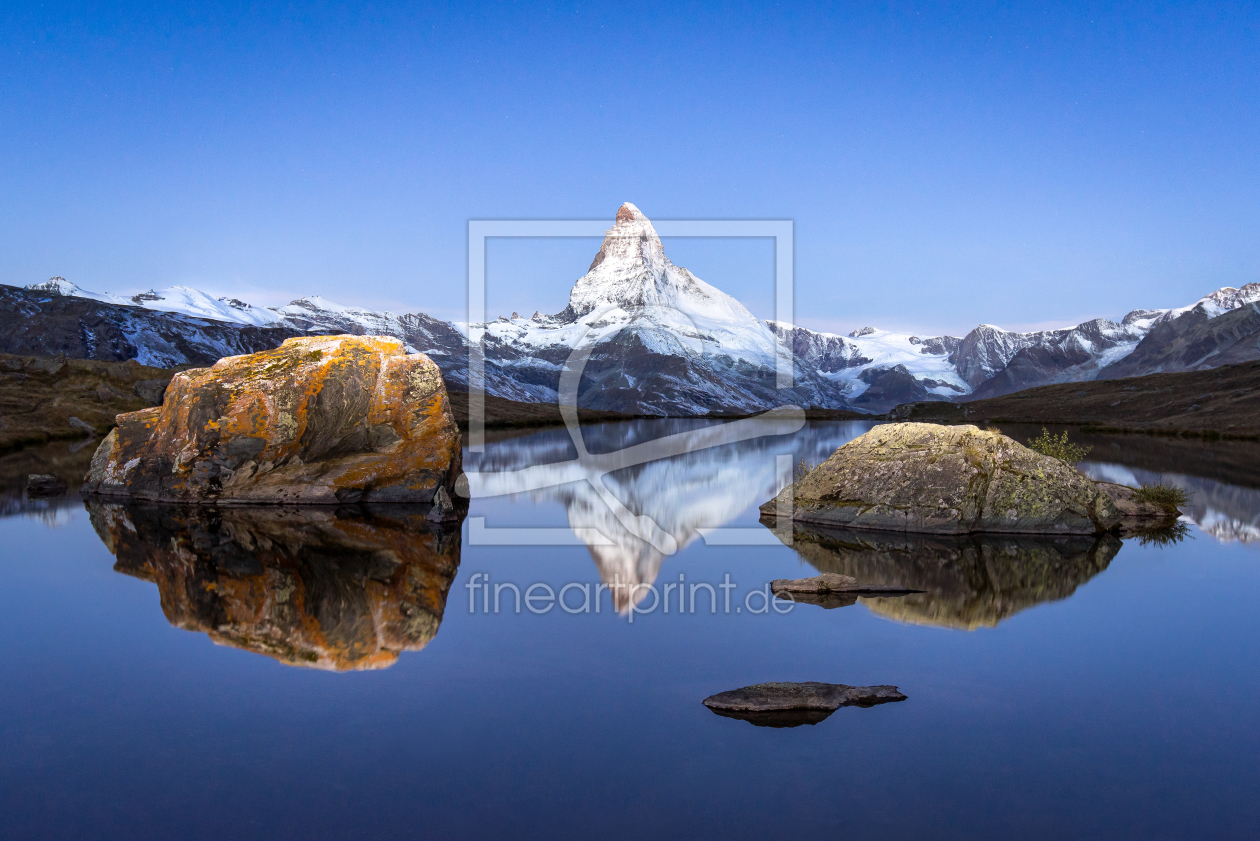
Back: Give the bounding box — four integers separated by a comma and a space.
0, 353, 180, 452
890, 361, 1260, 439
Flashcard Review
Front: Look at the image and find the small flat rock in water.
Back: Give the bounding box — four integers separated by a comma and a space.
703, 681, 906, 726
67, 416, 97, 435
769, 574, 923, 609
770, 573, 858, 593
26, 473, 68, 497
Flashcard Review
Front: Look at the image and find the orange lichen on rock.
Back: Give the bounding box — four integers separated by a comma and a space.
88, 501, 461, 671
82, 335, 461, 503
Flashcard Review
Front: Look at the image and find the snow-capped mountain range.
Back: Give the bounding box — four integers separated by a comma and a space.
9, 202, 1260, 414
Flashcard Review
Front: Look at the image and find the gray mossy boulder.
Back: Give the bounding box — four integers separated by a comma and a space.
761, 423, 1120, 535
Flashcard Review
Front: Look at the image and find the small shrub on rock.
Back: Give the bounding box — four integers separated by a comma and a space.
1028, 428, 1092, 466
1133, 480, 1190, 514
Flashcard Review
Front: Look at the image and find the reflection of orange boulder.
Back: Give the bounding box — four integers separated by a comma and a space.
88, 502, 462, 670
83, 335, 461, 504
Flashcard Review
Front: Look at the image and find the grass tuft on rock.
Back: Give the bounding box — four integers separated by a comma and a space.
1133, 480, 1191, 513
1028, 427, 1092, 466
794, 458, 816, 481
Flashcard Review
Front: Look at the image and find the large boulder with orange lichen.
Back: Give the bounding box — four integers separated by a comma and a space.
82, 335, 461, 504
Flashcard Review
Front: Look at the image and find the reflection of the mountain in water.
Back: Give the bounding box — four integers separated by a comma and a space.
774, 522, 1122, 629
1003, 426, 1260, 548
467, 419, 877, 608
87, 502, 462, 670
1084, 463, 1260, 545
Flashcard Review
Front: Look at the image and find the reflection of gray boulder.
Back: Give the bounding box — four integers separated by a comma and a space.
87, 502, 461, 670
771, 520, 1121, 630
762, 423, 1120, 535
703, 682, 906, 728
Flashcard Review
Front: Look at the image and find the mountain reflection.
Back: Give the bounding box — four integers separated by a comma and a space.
467, 418, 875, 609
87, 502, 461, 670
1083, 463, 1260, 546
773, 521, 1122, 629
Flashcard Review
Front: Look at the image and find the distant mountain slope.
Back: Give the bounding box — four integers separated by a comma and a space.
26, 277, 286, 326
891, 360, 1260, 438
0, 284, 305, 368
1098, 295, 1260, 380
768, 322, 967, 411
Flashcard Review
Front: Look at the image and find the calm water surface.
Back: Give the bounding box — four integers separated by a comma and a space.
1, 419, 1258, 840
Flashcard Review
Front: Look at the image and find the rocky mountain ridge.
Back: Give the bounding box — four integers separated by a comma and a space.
7, 205, 1259, 414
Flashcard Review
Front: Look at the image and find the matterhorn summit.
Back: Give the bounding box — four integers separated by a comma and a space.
565, 202, 672, 316
473, 202, 851, 414
565, 203, 758, 329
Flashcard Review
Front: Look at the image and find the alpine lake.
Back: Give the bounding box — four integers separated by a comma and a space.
2, 418, 1258, 840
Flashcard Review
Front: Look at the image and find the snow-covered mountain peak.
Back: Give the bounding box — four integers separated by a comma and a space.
26, 277, 120, 305
1121, 308, 1170, 329
27, 277, 81, 295
282, 295, 361, 314
565, 202, 672, 316
563, 203, 764, 338
614, 201, 649, 225
1195, 283, 1260, 317
596, 201, 665, 271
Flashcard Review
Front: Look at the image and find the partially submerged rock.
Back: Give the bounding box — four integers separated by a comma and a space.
426, 485, 459, 522
67, 416, 97, 436
762, 423, 1120, 535
703, 682, 906, 727
1095, 481, 1179, 523
82, 336, 461, 504
25, 473, 67, 497
769, 572, 922, 609
773, 572, 858, 591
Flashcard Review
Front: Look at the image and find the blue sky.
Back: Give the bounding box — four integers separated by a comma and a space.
1, 1, 1257, 336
